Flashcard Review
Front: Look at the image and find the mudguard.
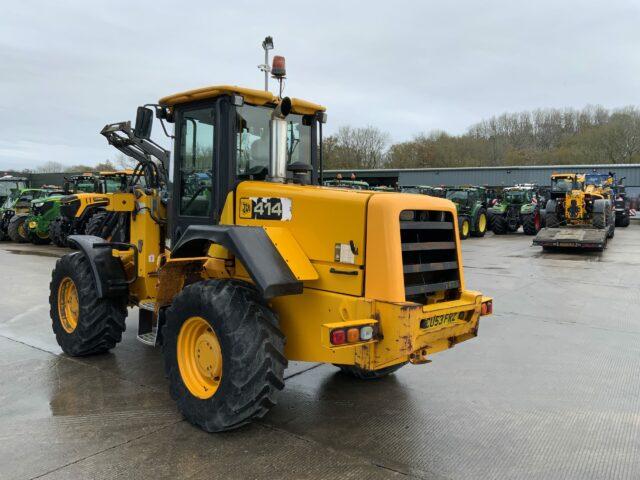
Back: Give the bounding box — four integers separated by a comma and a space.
67, 235, 129, 298
171, 224, 302, 298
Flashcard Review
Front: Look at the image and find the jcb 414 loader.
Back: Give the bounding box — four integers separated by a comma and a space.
533, 173, 614, 251
49, 84, 492, 432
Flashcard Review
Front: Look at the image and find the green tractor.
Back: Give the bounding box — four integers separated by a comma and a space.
401, 185, 447, 197
25, 175, 99, 245
445, 186, 489, 240
0, 187, 58, 242
488, 185, 542, 235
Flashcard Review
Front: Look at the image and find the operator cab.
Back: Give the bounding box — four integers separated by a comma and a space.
146, 85, 327, 246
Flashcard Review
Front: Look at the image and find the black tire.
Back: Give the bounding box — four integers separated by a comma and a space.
337, 362, 406, 379
620, 215, 630, 227
593, 211, 606, 230
458, 216, 471, 240
50, 252, 127, 356
8, 214, 29, 243
545, 213, 560, 228
85, 211, 109, 238
162, 280, 287, 432
471, 208, 487, 237
491, 215, 508, 235
50, 217, 67, 247
29, 229, 51, 245
522, 212, 540, 235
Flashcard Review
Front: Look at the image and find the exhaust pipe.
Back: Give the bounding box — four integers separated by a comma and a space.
269, 97, 292, 182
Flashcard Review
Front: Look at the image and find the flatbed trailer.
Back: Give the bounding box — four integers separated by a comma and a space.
532, 226, 608, 251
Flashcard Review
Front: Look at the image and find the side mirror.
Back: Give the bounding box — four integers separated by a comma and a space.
134, 106, 154, 139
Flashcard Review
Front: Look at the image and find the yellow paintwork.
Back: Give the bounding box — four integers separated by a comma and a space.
263, 227, 318, 281
365, 192, 463, 303
177, 316, 222, 399
159, 85, 326, 115
551, 173, 609, 225
58, 277, 79, 334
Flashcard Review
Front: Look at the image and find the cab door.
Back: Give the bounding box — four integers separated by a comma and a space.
170, 102, 218, 246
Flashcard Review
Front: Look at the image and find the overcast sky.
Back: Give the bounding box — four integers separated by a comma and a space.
1, 0, 639, 170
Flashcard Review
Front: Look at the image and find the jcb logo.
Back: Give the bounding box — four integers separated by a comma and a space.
239, 198, 253, 219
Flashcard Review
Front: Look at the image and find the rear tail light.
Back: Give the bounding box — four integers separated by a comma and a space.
481, 300, 493, 315
330, 329, 346, 345
359, 326, 374, 341
330, 325, 376, 345
346, 328, 360, 343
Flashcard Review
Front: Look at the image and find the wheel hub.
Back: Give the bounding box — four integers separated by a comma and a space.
58, 277, 79, 333
177, 316, 223, 399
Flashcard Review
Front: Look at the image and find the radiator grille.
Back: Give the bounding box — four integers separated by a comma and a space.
400, 210, 461, 304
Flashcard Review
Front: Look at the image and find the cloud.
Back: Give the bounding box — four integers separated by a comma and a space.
0, 0, 638, 169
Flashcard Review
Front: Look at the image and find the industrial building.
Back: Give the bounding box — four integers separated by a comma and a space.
325, 164, 640, 195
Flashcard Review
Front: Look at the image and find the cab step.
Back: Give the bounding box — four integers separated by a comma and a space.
137, 300, 159, 346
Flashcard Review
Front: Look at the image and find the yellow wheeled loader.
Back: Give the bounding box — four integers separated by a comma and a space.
49, 83, 492, 432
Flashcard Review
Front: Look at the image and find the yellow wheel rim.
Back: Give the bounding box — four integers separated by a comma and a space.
58, 277, 79, 333
18, 223, 26, 238
37, 230, 48, 239
462, 220, 470, 237
177, 316, 222, 400
478, 213, 487, 232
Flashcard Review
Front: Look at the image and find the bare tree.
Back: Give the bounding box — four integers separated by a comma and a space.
36, 161, 65, 173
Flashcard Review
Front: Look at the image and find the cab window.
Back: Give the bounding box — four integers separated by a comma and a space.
179, 107, 215, 216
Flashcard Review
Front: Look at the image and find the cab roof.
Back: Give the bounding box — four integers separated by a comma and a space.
159, 85, 326, 115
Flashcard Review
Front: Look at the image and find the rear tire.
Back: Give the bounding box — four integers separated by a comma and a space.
162, 280, 287, 432
491, 215, 508, 235
50, 252, 127, 356
337, 362, 406, 379
620, 215, 630, 227
8, 214, 29, 243
50, 217, 67, 247
85, 211, 110, 238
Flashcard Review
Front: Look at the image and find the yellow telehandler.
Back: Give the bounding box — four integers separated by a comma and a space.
49, 80, 492, 432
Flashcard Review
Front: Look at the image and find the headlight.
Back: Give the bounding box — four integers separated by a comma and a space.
34, 202, 44, 208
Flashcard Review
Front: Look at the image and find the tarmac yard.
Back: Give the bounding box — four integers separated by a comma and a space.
2, 228, 640, 480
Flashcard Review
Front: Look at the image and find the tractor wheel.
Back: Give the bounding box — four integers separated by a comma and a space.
85, 211, 110, 238
522, 212, 541, 235
491, 215, 508, 235
545, 213, 560, 228
8, 214, 29, 243
337, 362, 406, 379
620, 215, 631, 227
50, 217, 67, 247
458, 216, 471, 240
471, 208, 487, 237
162, 279, 287, 432
593, 211, 606, 230
50, 252, 127, 356
29, 229, 51, 245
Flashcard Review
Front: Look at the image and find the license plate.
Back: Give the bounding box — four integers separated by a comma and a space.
420, 311, 466, 329
29, 221, 37, 228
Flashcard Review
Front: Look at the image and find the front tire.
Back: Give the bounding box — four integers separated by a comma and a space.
162, 280, 287, 432
458, 216, 471, 240
50, 252, 127, 356
8, 214, 29, 243
491, 215, 508, 235
471, 209, 487, 237
522, 211, 541, 235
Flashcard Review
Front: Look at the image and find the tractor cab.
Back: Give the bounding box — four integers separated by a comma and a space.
140, 85, 326, 244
